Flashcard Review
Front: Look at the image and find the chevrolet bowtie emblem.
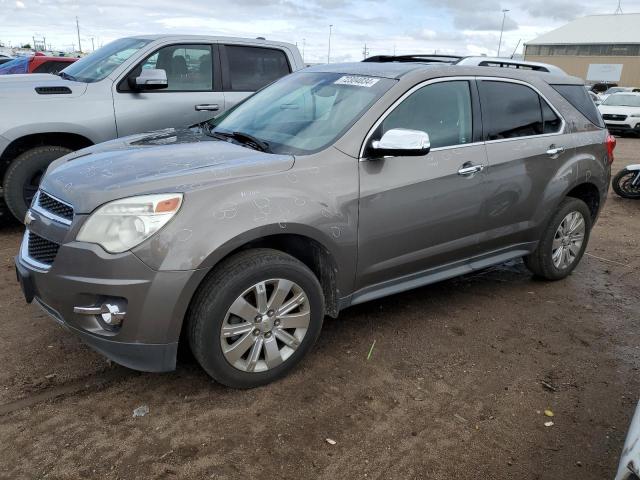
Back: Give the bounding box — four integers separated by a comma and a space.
24, 210, 36, 226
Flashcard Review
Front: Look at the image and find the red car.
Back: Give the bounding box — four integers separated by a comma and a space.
0, 52, 77, 75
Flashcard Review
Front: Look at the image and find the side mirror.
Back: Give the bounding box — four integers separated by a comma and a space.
370, 128, 431, 157
133, 68, 168, 91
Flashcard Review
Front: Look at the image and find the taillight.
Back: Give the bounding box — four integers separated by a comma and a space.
606, 133, 616, 164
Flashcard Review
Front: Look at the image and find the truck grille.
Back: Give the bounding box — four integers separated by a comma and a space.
602, 114, 628, 121
37, 191, 74, 222
27, 232, 60, 265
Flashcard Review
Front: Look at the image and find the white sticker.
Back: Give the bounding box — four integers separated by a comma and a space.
334, 75, 380, 87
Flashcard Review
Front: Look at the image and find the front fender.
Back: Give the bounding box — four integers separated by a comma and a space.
132, 148, 360, 296
625, 164, 640, 171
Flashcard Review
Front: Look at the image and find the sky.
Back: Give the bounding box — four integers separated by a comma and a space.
0, 0, 639, 62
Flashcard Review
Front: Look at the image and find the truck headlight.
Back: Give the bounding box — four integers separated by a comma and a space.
77, 193, 183, 253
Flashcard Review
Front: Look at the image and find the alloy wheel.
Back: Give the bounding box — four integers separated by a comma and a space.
220, 279, 310, 373
551, 211, 585, 270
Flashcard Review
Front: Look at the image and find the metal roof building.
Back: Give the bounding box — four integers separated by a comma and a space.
524, 14, 640, 86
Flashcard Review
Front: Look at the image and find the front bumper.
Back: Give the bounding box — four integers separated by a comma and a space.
605, 120, 640, 134
15, 231, 206, 372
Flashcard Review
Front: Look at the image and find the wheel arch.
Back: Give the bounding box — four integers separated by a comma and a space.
564, 181, 602, 221
175, 227, 344, 349
0, 132, 94, 181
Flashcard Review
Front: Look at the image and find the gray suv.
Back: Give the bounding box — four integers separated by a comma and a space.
15, 60, 614, 388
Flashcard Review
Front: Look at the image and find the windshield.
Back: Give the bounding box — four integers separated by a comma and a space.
59, 37, 152, 83
209, 72, 395, 155
603, 94, 640, 107
0, 57, 29, 75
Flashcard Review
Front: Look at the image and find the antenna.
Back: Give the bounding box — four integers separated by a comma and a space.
615, 0, 623, 14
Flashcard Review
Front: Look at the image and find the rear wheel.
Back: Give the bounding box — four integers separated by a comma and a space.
188, 249, 324, 388
524, 198, 592, 280
3, 146, 73, 221
612, 168, 640, 199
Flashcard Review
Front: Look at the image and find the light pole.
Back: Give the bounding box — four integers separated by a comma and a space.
327, 24, 333, 63
497, 9, 509, 57
302, 38, 306, 63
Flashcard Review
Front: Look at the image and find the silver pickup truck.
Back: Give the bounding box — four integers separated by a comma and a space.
0, 35, 304, 221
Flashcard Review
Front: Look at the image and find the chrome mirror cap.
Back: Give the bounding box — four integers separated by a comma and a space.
371, 128, 431, 157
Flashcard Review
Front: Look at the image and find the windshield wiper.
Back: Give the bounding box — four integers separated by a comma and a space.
211, 130, 271, 153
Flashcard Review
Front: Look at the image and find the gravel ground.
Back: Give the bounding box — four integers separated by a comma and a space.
0, 138, 638, 480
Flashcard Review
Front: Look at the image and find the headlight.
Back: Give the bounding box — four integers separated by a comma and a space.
77, 193, 183, 253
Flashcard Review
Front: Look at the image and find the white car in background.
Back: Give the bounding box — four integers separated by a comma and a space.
616, 401, 640, 480
598, 92, 640, 136
598, 87, 633, 103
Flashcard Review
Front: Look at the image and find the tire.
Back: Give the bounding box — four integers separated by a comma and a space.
3, 146, 73, 222
524, 198, 592, 281
188, 248, 325, 388
612, 168, 640, 199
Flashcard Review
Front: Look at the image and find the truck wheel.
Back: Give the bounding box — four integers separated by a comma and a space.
188, 249, 325, 388
2, 146, 72, 222
524, 198, 592, 281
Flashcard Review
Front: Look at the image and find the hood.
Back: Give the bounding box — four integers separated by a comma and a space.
599, 105, 640, 115
40, 128, 295, 214
0, 74, 87, 100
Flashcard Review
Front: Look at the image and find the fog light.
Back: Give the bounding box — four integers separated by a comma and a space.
74, 303, 126, 326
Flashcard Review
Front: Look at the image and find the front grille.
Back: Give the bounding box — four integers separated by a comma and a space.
37, 191, 73, 222
27, 232, 60, 265
602, 114, 628, 121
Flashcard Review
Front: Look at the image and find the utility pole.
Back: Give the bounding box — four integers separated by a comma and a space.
302, 38, 306, 63
327, 24, 333, 63
91, 37, 95, 51
497, 9, 509, 57
76, 16, 82, 53
362, 43, 370, 59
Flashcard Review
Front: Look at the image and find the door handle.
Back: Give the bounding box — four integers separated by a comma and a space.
546, 145, 565, 156
458, 163, 485, 176
195, 104, 220, 112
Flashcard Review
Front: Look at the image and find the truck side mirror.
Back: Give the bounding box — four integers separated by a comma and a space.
133, 68, 168, 91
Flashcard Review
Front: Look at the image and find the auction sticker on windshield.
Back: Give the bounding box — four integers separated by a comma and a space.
334, 76, 380, 87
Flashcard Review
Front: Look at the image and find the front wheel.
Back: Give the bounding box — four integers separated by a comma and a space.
188, 249, 325, 388
2, 146, 73, 221
524, 198, 592, 281
612, 168, 640, 199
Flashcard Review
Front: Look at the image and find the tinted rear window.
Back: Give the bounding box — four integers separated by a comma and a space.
225, 45, 291, 92
551, 84, 604, 128
478, 81, 544, 140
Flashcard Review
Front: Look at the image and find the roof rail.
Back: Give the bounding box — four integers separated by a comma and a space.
363, 54, 566, 75
363, 54, 463, 64
455, 57, 566, 74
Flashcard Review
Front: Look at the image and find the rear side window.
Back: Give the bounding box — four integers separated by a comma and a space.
224, 45, 290, 92
33, 61, 71, 74
478, 81, 562, 140
551, 84, 605, 128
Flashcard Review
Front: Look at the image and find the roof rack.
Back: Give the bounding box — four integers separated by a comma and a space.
363, 54, 566, 75
363, 54, 463, 64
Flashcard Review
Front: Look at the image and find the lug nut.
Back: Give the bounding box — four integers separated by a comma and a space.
274, 319, 281, 327
264, 332, 272, 338
253, 329, 260, 336
254, 315, 262, 323
267, 309, 275, 317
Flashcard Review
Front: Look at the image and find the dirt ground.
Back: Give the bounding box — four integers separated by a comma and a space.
0, 139, 639, 480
